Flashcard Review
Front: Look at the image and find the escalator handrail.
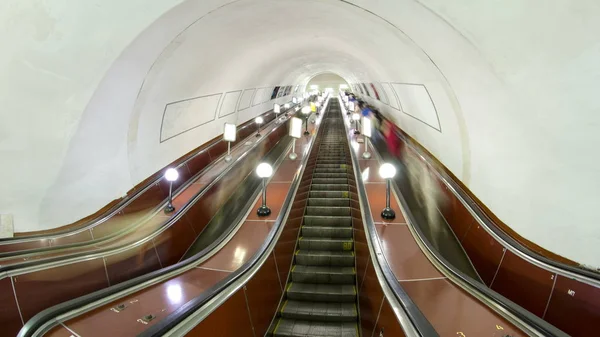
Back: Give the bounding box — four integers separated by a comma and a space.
0, 104, 298, 264
135, 97, 324, 337
18, 111, 299, 337
392, 127, 600, 286
338, 97, 439, 337
0, 102, 295, 245
388, 167, 570, 337
1, 108, 296, 277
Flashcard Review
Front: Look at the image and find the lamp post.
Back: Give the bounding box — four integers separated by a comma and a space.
379, 163, 397, 219
164, 168, 179, 213
352, 113, 361, 134
288, 117, 302, 160
255, 116, 264, 137
302, 105, 311, 135
256, 163, 273, 216
223, 123, 236, 162
362, 117, 372, 159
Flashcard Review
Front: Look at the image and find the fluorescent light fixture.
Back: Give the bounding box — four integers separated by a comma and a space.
361, 167, 370, 182
223, 123, 236, 142
362, 117, 372, 137
273, 104, 280, 113
348, 101, 355, 111
289, 117, 303, 138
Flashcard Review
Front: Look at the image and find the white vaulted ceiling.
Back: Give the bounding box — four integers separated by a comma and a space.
0, 0, 598, 267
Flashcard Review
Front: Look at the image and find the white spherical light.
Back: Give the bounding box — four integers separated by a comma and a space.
379, 163, 396, 179
301, 106, 310, 114
352, 113, 360, 121
256, 163, 273, 178
165, 168, 179, 182
255, 116, 264, 124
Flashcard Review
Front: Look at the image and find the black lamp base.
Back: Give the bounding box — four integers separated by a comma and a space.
164, 204, 175, 213
381, 207, 396, 220
354, 129, 361, 135
303, 131, 310, 135
257, 205, 272, 217
255, 133, 261, 137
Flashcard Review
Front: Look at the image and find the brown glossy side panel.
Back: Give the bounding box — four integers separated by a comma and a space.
185, 151, 211, 176
104, 241, 161, 286
49, 229, 93, 247
274, 216, 303, 285
371, 298, 406, 337
401, 278, 525, 336
44, 325, 75, 337
353, 225, 369, 290
184, 289, 254, 337
121, 184, 166, 215
544, 275, 600, 337
438, 184, 476, 241
207, 141, 228, 162
13, 259, 109, 321
64, 268, 230, 337
359, 261, 385, 337
460, 223, 505, 286
490, 250, 555, 317
0, 277, 23, 337
153, 217, 197, 266
244, 253, 283, 336
0, 240, 49, 254
375, 224, 443, 281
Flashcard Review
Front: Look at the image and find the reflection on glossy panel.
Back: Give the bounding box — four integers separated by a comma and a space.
461, 224, 505, 286
104, 241, 161, 286
372, 299, 406, 337
491, 250, 555, 317
14, 258, 109, 321
153, 217, 196, 266
544, 275, 600, 337
185, 152, 211, 176
244, 254, 282, 336
359, 261, 384, 337
122, 184, 166, 215
375, 224, 443, 281
64, 268, 230, 337
0, 277, 23, 337
438, 187, 475, 241
185, 289, 254, 337
401, 278, 525, 336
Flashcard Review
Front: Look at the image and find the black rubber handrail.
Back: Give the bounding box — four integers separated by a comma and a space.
1, 102, 294, 244
339, 100, 439, 337
367, 129, 569, 336
136, 98, 321, 337
17, 124, 295, 337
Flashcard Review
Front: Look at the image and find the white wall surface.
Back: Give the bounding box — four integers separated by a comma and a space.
0, 0, 598, 267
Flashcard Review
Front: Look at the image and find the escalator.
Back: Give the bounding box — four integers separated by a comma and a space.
270, 100, 359, 336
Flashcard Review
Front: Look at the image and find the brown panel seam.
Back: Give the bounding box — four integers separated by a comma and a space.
10, 276, 25, 325
542, 275, 558, 319
489, 248, 507, 288
242, 286, 257, 337
272, 251, 284, 292
370, 297, 385, 337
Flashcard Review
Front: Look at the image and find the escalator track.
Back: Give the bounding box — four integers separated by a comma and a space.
271, 100, 359, 336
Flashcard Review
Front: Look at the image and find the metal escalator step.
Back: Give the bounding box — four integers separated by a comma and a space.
273, 318, 357, 337
310, 184, 349, 191
305, 206, 350, 216
286, 283, 356, 302
307, 198, 350, 207
301, 226, 352, 238
295, 250, 354, 267
291, 265, 355, 284
299, 238, 353, 251
311, 178, 348, 185
313, 168, 348, 173
309, 191, 350, 199
312, 173, 349, 179
315, 163, 347, 168
303, 215, 352, 227
280, 300, 357, 322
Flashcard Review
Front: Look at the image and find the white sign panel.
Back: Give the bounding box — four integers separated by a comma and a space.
273, 104, 281, 113
289, 117, 303, 139
348, 101, 355, 112
223, 123, 236, 142
362, 117, 372, 137
0, 214, 14, 238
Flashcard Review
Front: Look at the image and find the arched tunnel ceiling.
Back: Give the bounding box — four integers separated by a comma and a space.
1, 0, 599, 267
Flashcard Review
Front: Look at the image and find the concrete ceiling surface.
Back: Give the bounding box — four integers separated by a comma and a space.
0, 0, 598, 267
